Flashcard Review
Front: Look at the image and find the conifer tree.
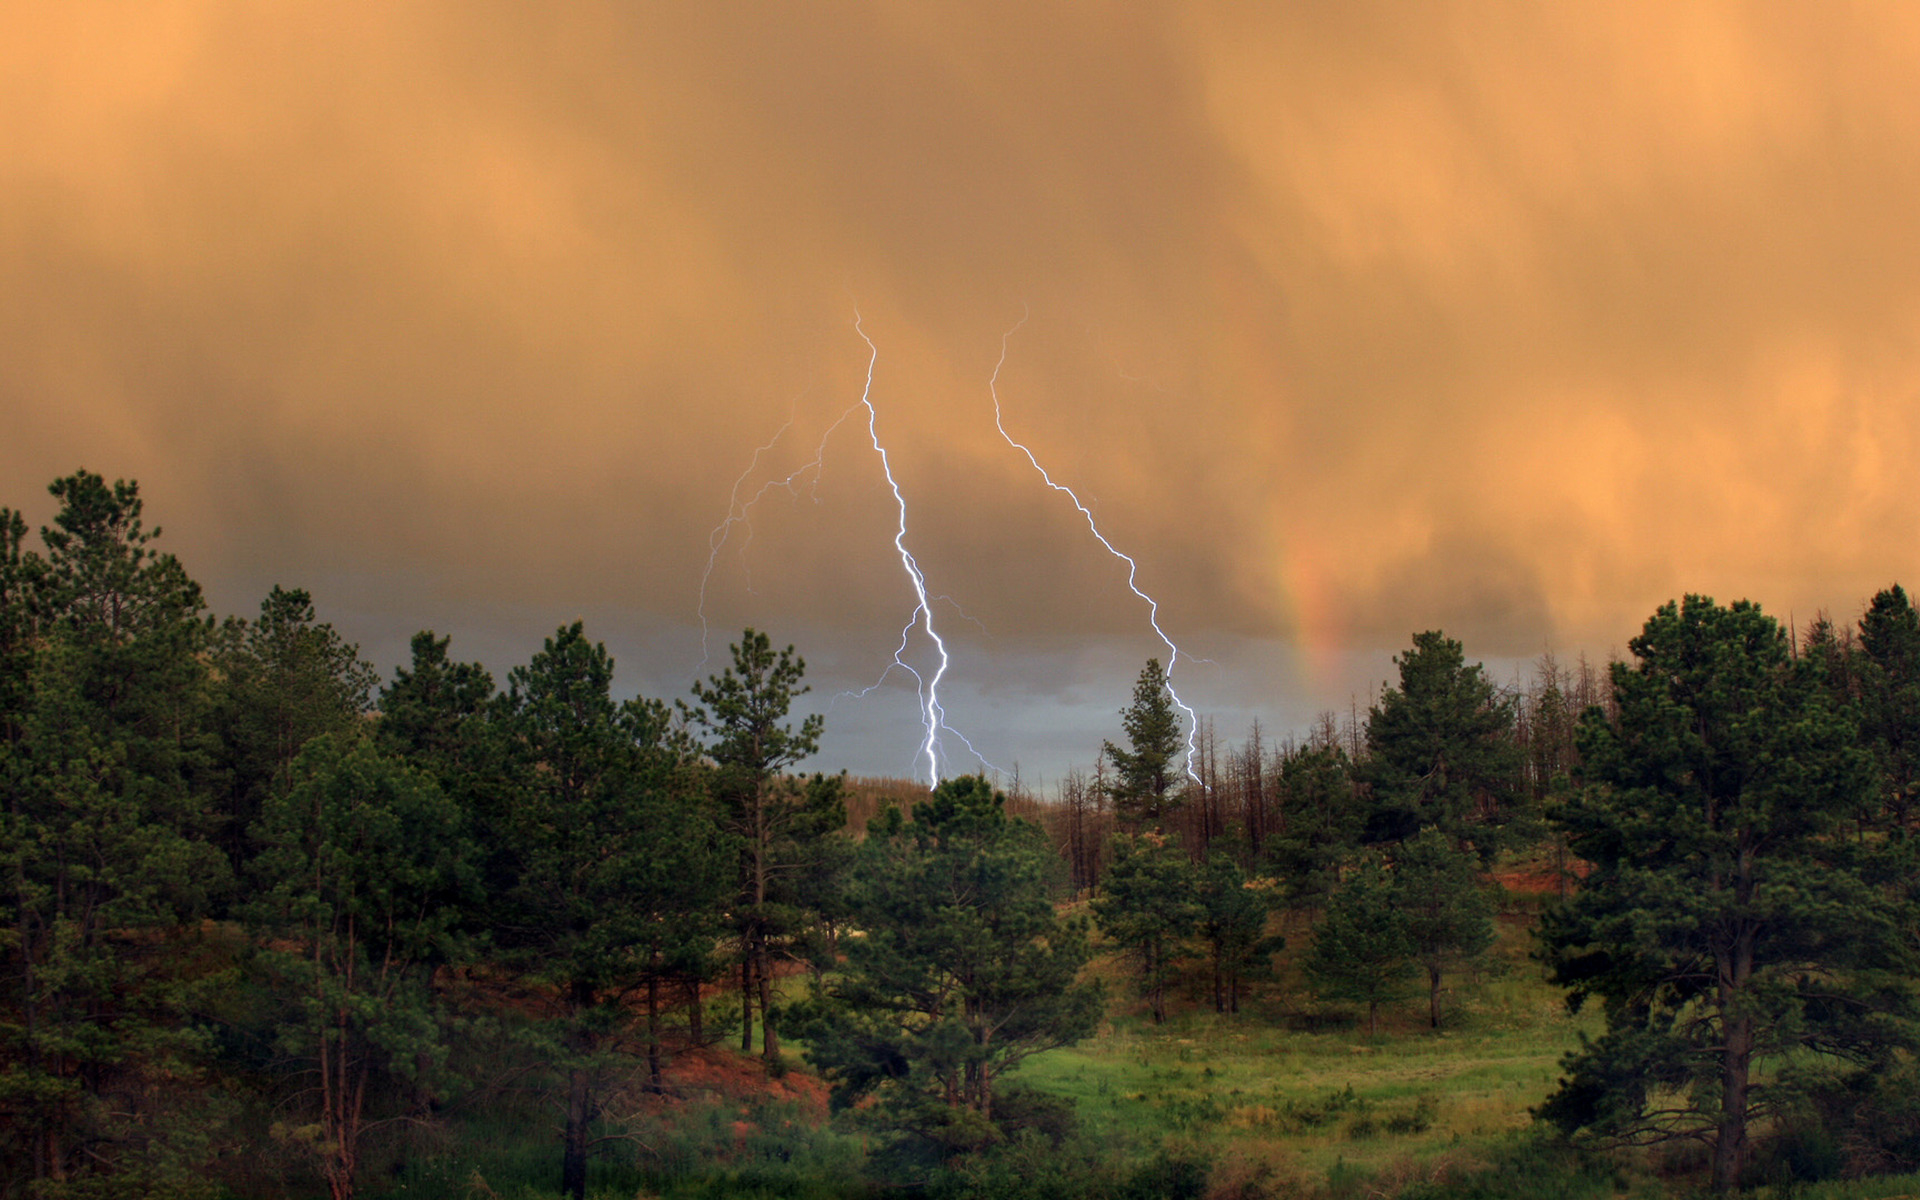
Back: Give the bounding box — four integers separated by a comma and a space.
0, 472, 228, 1192
1102, 658, 1185, 829
1303, 857, 1416, 1036
684, 629, 841, 1065
1390, 828, 1493, 1029
1364, 631, 1523, 856
246, 736, 475, 1200
1539, 596, 1916, 1193
1858, 584, 1920, 830
210, 585, 378, 874
498, 623, 718, 1200
796, 775, 1101, 1155
1094, 832, 1198, 1024
1194, 853, 1282, 1015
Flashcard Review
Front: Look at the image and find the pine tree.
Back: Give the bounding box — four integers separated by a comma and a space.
1364, 631, 1523, 856
683, 629, 840, 1065
795, 776, 1101, 1156
246, 737, 475, 1200
1193, 853, 1282, 1015
1538, 596, 1917, 1193
1102, 659, 1185, 830
1390, 829, 1493, 1029
0, 472, 229, 1191
210, 585, 378, 875
1303, 857, 1416, 1036
1858, 584, 1920, 830
1093, 832, 1199, 1024
498, 623, 719, 1200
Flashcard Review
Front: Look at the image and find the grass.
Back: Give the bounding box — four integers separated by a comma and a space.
1015, 905, 1598, 1191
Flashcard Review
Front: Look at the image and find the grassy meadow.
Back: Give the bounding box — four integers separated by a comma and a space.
1020, 904, 1590, 1189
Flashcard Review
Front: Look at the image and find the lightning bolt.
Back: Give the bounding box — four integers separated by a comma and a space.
988, 310, 1203, 783
696, 395, 860, 670
848, 311, 961, 788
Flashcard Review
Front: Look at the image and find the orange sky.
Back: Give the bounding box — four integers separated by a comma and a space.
6, 3, 1919, 780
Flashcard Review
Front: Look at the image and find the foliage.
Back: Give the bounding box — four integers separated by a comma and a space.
1538, 595, 1919, 1193
1102, 659, 1185, 830
684, 629, 842, 1064
1365, 631, 1525, 856
1192, 852, 1282, 1015
1093, 832, 1199, 1025
246, 735, 475, 1200
497, 621, 723, 1200
1303, 856, 1417, 1035
796, 775, 1102, 1158
1265, 741, 1365, 911
1858, 584, 1920, 830
1391, 828, 1494, 1029
210, 585, 378, 875
0, 472, 231, 1194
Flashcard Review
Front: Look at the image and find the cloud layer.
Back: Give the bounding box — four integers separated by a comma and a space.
6, 3, 1918, 777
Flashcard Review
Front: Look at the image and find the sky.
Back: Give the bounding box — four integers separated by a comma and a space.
5, 2, 1920, 786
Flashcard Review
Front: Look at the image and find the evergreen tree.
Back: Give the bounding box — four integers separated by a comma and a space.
1538, 596, 1916, 1194
683, 629, 840, 1065
796, 776, 1101, 1156
246, 736, 475, 1200
210, 585, 378, 875
1265, 741, 1364, 913
1364, 631, 1525, 856
1102, 659, 1185, 830
1390, 829, 1493, 1029
1193, 853, 1282, 1015
1858, 584, 1920, 830
0, 472, 229, 1193
375, 633, 513, 910
1093, 832, 1198, 1024
498, 623, 718, 1200
1303, 857, 1416, 1036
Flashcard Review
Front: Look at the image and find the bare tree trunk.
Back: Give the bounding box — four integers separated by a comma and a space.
1428, 964, 1443, 1029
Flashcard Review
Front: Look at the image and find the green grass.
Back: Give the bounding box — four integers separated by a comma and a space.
1016, 907, 1598, 1191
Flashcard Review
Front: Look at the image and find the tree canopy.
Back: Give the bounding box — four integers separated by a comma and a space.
1538, 595, 1919, 1193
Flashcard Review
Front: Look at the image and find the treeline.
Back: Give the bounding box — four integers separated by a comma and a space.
7, 470, 1920, 1198
0, 473, 880, 1198
1036, 590, 1920, 1193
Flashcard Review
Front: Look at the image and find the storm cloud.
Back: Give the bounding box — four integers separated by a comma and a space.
6, 2, 1918, 778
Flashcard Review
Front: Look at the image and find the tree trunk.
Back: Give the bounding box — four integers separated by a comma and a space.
740, 955, 754, 1052
646, 956, 662, 1092
756, 932, 779, 1062
1146, 938, 1165, 1024
685, 975, 704, 1046
1713, 1008, 1753, 1192
1366, 998, 1378, 1037
561, 1069, 592, 1200
1711, 931, 1757, 1194
1428, 964, 1443, 1029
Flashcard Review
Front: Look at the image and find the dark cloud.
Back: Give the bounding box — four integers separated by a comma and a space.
5, 2, 1919, 777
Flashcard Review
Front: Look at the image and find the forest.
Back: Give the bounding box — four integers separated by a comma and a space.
5, 470, 1920, 1200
